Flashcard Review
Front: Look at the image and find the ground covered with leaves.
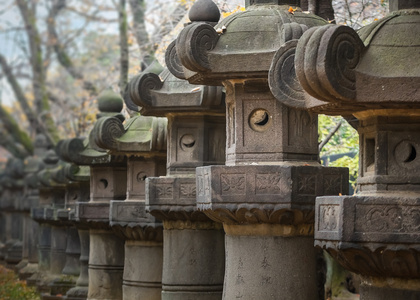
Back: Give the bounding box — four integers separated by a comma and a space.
0, 265, 40, 300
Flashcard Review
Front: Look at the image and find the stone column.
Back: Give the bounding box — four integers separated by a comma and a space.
37, 159, 69, 300
3, 159, 25, 268
58, 164, 91, 300
27, 149, 66, 295
0, 172, 17, 265
293, 1, 420, 298
170, 1, 349, 299
129, 58, 226, 299
18, 154, 43, 281
50, 178, 90, 299
62, 89, 128, 300
94, 114, 167, 300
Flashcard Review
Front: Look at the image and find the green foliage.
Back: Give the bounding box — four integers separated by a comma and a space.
319, 115, 359, 192
0, 266, 41, 300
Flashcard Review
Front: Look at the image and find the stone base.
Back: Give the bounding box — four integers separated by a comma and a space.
27, 271, 42, 287
19, 262, 39, 280
64, 286, 88, 300
223, 232, 318, 300
49, 276, 77, 297
5, 240, 23, 267
162, 228, 225, 299
15, 258, 28, 273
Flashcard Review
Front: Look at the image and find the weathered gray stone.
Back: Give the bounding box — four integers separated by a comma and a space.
129, 58, 226, 299
25, 150, 72, 297
0, 159, 25, 268
61, 89, 128, 300
188, 0, 220, 23
389, 0, 420, 11
169, 1, 350, 299
18, 153, 44, 281
96, 113, 167, 300
294, 1, 420, 298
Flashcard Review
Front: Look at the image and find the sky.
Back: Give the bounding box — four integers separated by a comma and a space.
0, 0, 245, 105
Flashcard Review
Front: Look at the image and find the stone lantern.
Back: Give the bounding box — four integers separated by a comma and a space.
57, 145, 92, 300
169, 0, 349, 299
0, 158, 25, 267
30, 149, 66, 296
94, 113, 167, 300
292, 0, 420, 299
129, 58, 226, 299
18, 137, 47, 281
41, 162, 82, 299
56, 163, 90, 300
62, 89, 127, 300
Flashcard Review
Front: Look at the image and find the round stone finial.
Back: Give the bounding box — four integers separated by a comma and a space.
34, 134, 51, 149
97, 89, 124, 113
189, 0, 220, 23
43, 149, 59, 165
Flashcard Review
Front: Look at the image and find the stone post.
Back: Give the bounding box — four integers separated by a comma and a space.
129, 57, 226, 299
95, 114, 167, 300
57, 144, 92, 300
3, 158, 25, 268
29, 149, 66, 295
38, 155, 70, 300
57, 163, 91, 300
18, 139, 46, 280
170, 0, 349, 299
293, 1, 420, 299
63, 89, 127, 300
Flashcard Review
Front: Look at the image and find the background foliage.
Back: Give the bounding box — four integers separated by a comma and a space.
0, 266, 41, 300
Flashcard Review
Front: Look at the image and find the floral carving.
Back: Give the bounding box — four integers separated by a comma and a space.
131, 207, 146, 219
180, 184, 196, 198
115, 204, 146, 220
256, 174, 282, 194
318, 205, 339, 231
298, 175, 316, 195
156, 185, 173, 199
323, 175, 342, 195
221, 174, 246, 195
356, 205, 420, 233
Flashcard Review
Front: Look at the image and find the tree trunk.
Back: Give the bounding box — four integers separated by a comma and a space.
0, 105, 33, 156
0, 53, 39, 135
16, 0, 60, 145
119, 0, 129, 94
47, 0, 97, 95
128, 0, 153, 56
